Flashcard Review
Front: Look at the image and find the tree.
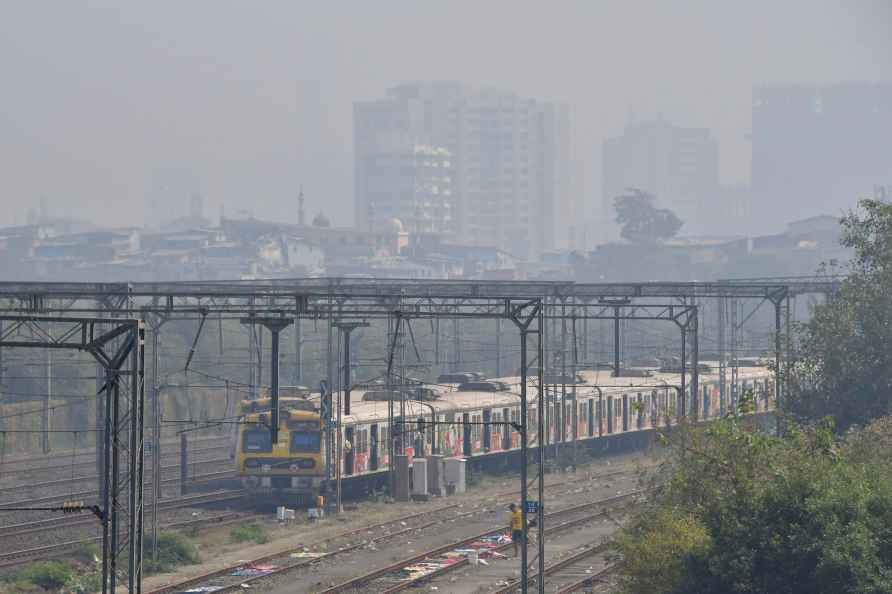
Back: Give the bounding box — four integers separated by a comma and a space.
786, 199, 892, 428
613, 189, 683, 244
614, 417, 892, 594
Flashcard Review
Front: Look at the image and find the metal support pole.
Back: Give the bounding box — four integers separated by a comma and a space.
495, 318, 501, 377
109, 378, 120, 593
536, 305, 546, 594
327, 295, 334, 494
151, 324, 161, 560
335, 329, 342, 514
679, 320, 686, 420
774, 297, 783, 411
294, 317, 302, 385
248, 308, 256, 400
270, 327, 281, 444
180, 433, 187, 496
241, 317, 293, 444
582, 315, 589, 365
43, 333, 52, 453
613, 306, 620, 377
452, 318, 460, 372
519, 326, 530, 594
385, 315, 401, 497
718, 298, 726, 415
100, 368, 112, 594
333, 321, 368, 513
571, 311, 579, 467
256, 326, 263, 397
434, 318, 440, 366
128, 329, 144, 594
560, 300, 567, 453
691, 307, 699, 422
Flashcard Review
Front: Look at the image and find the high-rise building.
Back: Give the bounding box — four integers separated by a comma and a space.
361, 144, 454, 235
354, 82, 570, 258
752, 82, 892, 230
602, 120, 719, 238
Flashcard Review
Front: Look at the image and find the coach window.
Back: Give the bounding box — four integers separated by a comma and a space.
244, 428, 272, 453
290, 429, 321, 453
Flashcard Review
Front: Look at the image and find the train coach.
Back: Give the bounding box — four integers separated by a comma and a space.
235, 362, 774, 503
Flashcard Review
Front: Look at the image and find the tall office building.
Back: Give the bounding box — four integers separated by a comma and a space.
354, 82, 570, 258
602, 120, 719, 238
752, 82, 892, 230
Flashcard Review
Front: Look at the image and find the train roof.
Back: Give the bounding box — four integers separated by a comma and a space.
334, 365, 772, 425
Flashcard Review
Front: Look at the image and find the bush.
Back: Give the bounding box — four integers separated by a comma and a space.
229, 522, 269, 545
143, 531, 200, 574
614, 418, 892, 594
69, 542, 100, 565
15, 560, 75, 591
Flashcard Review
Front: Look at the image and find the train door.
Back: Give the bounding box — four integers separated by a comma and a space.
622, 395, 629, 432
650, 391, 657, 427
462, 412, 472, 457
502, 408, 511, 449
598, 397, 604, 436
587, 400, 595, 437
607, 397, 614, 434
635, 393, 643, 429
370, 425, 379, 471
482, 409, 492, 451
344, 426, 355, 476
565, 401, 573, 442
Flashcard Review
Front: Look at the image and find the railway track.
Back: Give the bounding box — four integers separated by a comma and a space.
0, 487, 245, 540
320, 490, 639, 593
145, 464, 645, 594
0, 469, 237, 510
0, 456, 233, 497
0, 490, 248, 567
0, 435, 231, 475
493, 543, 615, 593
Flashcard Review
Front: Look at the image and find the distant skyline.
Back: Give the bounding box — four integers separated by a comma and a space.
1, 1, 890, 232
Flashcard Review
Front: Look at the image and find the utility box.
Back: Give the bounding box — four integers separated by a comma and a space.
444, 457, 466, 494
394, 455, 411, 502
426, 454, 444, 496
412, 458, 428, 498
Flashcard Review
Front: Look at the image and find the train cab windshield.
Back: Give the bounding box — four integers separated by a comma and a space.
290, 431, 321, 452
243, 428, 272, 452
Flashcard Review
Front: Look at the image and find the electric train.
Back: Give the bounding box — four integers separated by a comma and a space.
234, 362, 774, 502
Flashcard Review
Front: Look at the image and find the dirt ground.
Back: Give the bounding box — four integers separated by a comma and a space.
135, 450, 654, 594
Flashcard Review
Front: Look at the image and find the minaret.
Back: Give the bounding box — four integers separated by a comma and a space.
298, 185, 306, 226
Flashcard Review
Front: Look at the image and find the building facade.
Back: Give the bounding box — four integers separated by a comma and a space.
602, 120, 719, 238
360, 143, 454, 235
354, 82, 570, 259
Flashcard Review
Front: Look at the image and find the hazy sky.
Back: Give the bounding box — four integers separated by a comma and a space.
1, 1, 890, 228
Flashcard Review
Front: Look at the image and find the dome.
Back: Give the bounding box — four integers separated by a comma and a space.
384, 218, 405, 234
311, 212, 331, 228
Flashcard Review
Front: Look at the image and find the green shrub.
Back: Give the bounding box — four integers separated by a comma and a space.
15, 560, 74, 591
69, 542, 100, 565
143, 531, 200, 574
229, 522, 269, 544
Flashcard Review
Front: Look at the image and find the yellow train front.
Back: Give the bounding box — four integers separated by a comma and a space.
235, 397, 326, 504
